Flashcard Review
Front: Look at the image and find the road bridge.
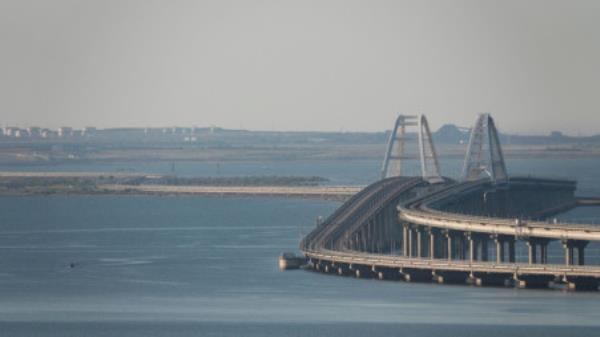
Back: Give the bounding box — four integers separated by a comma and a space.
101, 184, 362, 200
300, 114, 600, 290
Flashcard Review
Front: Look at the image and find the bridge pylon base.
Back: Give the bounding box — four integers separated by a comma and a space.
400, 268, 433, 283
337, 265, 351, 276
433, 271, 469, 285
515, 275, 554, 289
564, 277, 599, 291
471, 273, 512, 287
372, 267, 400, 281
351, 266, 373, 279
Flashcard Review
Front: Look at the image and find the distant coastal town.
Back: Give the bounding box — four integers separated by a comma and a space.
0, 124, 598, 165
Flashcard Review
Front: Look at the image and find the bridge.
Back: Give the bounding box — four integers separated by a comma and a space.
300, 113, 600, 290
101, 184, 362, 200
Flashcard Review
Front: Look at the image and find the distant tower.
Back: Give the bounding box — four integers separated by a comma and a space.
381, 114, 442, 183
462, 113, 507, 183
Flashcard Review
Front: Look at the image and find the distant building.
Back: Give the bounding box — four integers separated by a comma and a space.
3, 127, 20, 137
83, 127, 97, 137
14, 129, 27, 138
94, 128, 146, 142
27, 127, 41, 138
58, 127, 73, 137
41, 129, 56, 138
143, 127, 162, 136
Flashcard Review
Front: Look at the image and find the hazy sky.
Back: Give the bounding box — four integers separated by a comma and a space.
0, 0, 599, 134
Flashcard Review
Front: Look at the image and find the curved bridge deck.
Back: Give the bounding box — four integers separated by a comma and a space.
301, 176, 600, 290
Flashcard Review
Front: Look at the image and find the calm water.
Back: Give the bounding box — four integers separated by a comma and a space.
1, 158, 600, 336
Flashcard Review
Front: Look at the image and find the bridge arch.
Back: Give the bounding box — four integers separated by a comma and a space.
462, 113, 507, 183
381, 114, 442, 184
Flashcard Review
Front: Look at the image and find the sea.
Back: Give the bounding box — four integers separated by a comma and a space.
1, 157, 600, 336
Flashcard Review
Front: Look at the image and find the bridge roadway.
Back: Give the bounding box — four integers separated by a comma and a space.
102, 184, 362, 200
301, 176, 600, 290
399, 178, 600, 242
300, 177, 424, 252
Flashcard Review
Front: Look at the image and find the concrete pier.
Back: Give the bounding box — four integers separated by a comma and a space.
434, 271, 469, 284
400, 268, 433, 283
471, 273, 512, 287
564, 276, 599, 291
515, 275, 554, 289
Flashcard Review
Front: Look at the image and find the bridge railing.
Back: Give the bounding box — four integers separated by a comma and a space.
304, 248, 600, 275
299, 177, 398, 251
401, 177, 600, 233
300, 177, 422, 252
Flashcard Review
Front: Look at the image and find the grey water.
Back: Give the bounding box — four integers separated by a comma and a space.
4, 157, 600, 193
2, 158, 600, 336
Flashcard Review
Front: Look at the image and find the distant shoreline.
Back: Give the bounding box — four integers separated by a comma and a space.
0, 172, 359, 200
1, 143, 600, 166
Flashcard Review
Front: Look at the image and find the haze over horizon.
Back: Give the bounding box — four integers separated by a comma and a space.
1, 0, 599, 135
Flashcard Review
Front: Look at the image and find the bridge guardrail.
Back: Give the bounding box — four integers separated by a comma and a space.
399, 177, 600, 237
304, 249, 600, 276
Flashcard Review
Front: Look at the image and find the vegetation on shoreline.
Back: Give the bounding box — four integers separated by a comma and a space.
133, 175, 328, 187
0, 174, 330, 195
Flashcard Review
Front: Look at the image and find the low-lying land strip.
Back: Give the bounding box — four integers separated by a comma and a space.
0, 171, 361, 199
101, 184, 361, 199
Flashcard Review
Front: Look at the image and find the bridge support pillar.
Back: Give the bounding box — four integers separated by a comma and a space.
469, 237, 474, 262
351, 265, 372, 279
467, 232, 476, 262
508, 239, 516, 263
402, 224, 409, 257
539, 240, 549, 264
416, 227, 423, 258
577, 241, 588, 266
565, 244, 574, 266
409, 226, 415, 257
564, 276, 599, 291
563, 240, 588, 266
481, 238, 489, 261
526, 240, 537, 264
527, 238, 551, 264
429, 228, 436, 259
493, 235, 505, 263
578, 245, 586, 266
445, 231, 453, 261
337, 264, 350, 276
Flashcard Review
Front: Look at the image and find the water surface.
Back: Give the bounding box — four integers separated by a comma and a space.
2, 157, 600, 336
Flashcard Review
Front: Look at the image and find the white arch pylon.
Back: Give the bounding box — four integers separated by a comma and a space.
462, 113, 508, 183
381, 114, 443, 184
